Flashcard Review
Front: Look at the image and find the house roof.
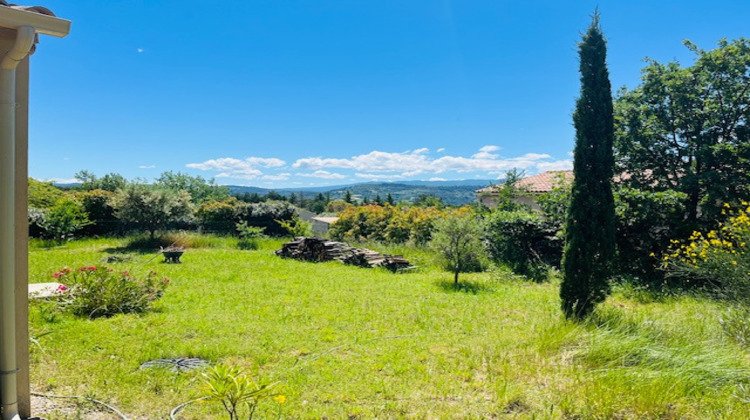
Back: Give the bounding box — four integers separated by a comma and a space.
312, 216, 339, 224
0, 1, 55, 17
476, 170, 574, 194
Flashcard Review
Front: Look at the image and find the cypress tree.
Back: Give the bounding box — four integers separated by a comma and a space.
560, 12, 616, 319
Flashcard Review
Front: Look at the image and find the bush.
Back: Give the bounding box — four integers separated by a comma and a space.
276, 214, 312, 237
537, 184, 689, 282
485, 210, 561, 282
111, 185, 193, 239
238, 201, 297, 236
330, 204, 446, 245
29, 198, 90, 241
236, 221, 266, 250
663, 202, 750, 302
430, 213, 486, 284
28, 178, 63, 209
52, 266, 169, 318
77, 189, 119, 235
616, 188, 687, 281
196, 198, 244, 233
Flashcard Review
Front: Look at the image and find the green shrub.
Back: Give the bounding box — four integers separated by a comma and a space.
196, 198, 244, 233
238, 201, 297, 236
276, 215, 312, 238
200, 364, 283, 420
28, 178, 63, 209
485, 210, 561, 282
430, 213, 486, 284
236, 221, 266, 250
615, 188, 687, 281
77, 189, 119, 235
330, 204, 447, 245
52, 266, 169, 318
663, 202, 750, 302
31, 198, 90, 241
111, 185, 193, 239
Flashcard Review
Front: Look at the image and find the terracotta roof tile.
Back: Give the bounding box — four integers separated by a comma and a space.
476, 170, 573, 194
515, 170, 573, 193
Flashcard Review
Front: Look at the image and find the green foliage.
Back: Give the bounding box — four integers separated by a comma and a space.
239, 201, 297, 236
32, 198, 91, 241
77, 189, 119, 235
325, 200, 352, 213
663, 203, 750, 303
74, 170, 128, 192
561, 14, 617, 319
614, 38, 750, 226
28, 177, 63, 208
615, 188, 687, 280
236, 221, 266, 250
429, 213, 485, 284
535, 174, 573, 229
330, 204, 447, 245
111, 185, 193, 239
485, 210, 560, 282
200, 364, 282, 420
276, 215, 312, 237
155, 171, 230, 204
196, 198, 244, 233
412, 194, 444, 208
52, 266, 169, 318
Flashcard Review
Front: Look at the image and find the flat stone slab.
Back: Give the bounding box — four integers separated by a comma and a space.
28, 282, 63, 299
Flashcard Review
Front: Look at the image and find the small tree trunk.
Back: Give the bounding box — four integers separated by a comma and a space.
454, 270, 459, 285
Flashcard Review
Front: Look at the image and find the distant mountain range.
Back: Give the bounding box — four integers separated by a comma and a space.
53, 179, 499, 206
229, 180, 498, 206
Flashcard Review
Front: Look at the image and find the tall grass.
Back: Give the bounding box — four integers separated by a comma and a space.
27, 236, 750, 419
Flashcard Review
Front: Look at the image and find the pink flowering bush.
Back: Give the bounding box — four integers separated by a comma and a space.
52, 265, 169, 318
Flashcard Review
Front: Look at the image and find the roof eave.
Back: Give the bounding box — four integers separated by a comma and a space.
0, 6, 69, 37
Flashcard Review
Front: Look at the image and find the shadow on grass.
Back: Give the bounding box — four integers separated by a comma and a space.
103, 236, 173, 255
435, 279, 493, 294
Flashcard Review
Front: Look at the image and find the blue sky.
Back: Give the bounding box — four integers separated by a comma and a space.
28, 1, 750, 187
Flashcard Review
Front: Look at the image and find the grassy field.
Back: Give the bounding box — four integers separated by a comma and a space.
27, 236, 750, 419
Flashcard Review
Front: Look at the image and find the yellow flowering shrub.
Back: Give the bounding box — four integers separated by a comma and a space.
663, 202, 750, 301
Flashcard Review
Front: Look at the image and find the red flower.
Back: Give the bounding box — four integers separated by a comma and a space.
53, 272, 60, 279
162, 277, 170, 284
55, 284, 67, 293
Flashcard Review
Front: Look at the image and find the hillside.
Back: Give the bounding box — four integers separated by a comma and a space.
228, 180, 496, 205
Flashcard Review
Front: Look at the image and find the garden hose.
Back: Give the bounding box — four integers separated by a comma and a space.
30, 391, 129, 420
169, 397, 207, 420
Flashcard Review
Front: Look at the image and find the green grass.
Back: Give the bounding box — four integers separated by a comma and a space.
28, 235, 750, 419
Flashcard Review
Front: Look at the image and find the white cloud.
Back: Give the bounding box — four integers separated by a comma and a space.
292, 147, 556, 176
187, 156, 285, 180
437, 148, 446, 153
472, 145, 501, 159
261, 173, 291, 181
429, 177, 447, 181
137, 48, 144, 53
297, 170, 347, 180
355, 173, 406, 181
293, 150, 431, 172
138, 165, 156, 169
186, 147, 570, 184
45, 178, 79, 184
